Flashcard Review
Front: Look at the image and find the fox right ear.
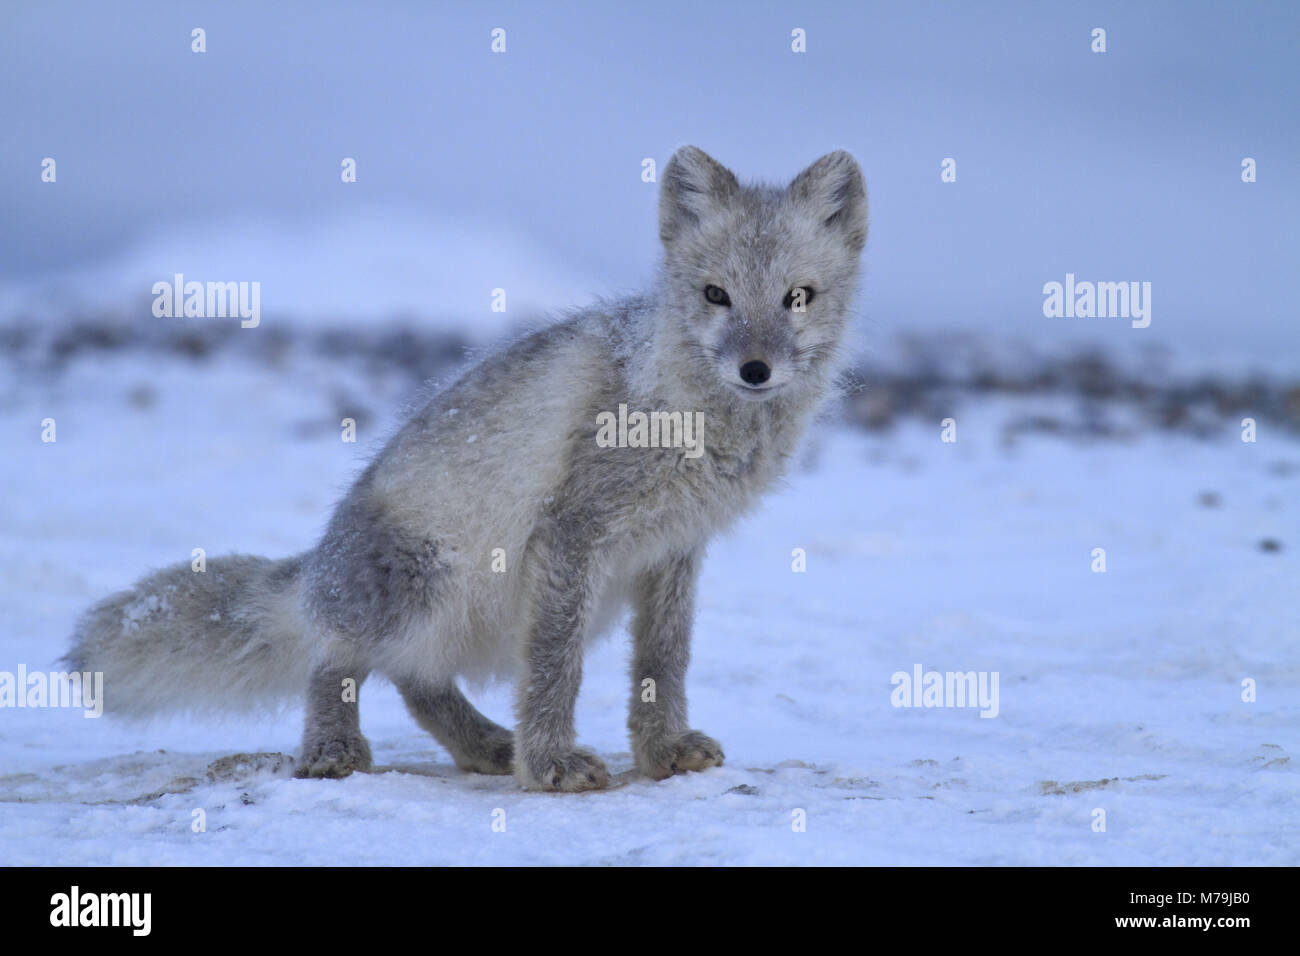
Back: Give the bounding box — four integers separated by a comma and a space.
789, 150, 868, 254
659, 146, 740, 244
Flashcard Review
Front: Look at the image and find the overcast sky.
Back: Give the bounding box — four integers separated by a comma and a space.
2, 0, 1296, 364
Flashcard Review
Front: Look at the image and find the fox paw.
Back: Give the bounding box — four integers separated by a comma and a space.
635, 730, 725, 781
295, 735, 373, 779
518, 747, 610, 792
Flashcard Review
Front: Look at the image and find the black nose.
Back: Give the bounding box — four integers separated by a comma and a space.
739, 360, 771, 386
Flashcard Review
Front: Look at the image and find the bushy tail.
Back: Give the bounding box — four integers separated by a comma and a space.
63, 553, 314, 717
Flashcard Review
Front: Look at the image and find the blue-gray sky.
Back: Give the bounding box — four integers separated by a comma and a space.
2, 0, 1296, 364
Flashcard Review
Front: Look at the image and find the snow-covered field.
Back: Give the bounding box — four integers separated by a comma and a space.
1, 343, 1296, 866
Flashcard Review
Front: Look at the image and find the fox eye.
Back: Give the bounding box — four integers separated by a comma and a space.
783, 287, 816, 310
704, 285, 731, 306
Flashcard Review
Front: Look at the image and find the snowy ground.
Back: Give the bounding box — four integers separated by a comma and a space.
1, 344, 1296, 866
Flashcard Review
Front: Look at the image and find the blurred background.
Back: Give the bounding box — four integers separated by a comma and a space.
2, 0, 1297, 365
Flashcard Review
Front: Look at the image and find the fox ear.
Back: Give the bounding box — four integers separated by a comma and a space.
790, 150, 867, 253
659, 146, 740, 244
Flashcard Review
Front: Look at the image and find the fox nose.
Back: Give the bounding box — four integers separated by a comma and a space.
739, 360, 771, 386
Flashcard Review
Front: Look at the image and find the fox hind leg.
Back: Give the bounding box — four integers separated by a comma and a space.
295, 663, 374, 778
396, 677, 515, 775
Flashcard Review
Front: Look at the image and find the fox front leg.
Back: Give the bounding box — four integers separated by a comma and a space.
514, 516, 611, 792
627, 549, 724, 780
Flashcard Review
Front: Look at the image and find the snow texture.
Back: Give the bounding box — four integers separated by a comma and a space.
1, 346, 1295, 865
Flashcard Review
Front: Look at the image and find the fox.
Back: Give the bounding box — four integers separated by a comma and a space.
64, 146, 868, 791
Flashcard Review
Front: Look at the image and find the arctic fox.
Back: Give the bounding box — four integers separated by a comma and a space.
65, 147, 868, 791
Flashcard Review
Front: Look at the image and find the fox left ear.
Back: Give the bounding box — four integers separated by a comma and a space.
790, 151, 867, 253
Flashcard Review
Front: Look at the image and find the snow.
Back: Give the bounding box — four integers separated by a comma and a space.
1, 343, 1296, 865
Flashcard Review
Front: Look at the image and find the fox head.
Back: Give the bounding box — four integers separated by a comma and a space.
657, 146, 867, 405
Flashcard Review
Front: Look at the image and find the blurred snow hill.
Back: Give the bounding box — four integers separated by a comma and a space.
0, 210, 606, 347
4, 311, 1298, 445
